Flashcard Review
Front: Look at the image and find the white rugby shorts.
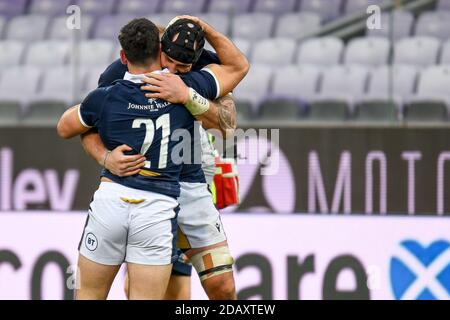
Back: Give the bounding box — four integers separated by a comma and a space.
78, 182, 179, 266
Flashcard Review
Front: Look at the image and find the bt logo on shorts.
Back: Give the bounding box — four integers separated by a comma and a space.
390, 240, 450, 300
85, 233, 98, 251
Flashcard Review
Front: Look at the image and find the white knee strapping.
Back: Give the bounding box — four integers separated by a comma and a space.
189, 246, 234, 281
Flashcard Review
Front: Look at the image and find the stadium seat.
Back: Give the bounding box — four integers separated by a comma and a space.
311, 65, 370, 112
0, 0, 28, 18
30, 67, 85, 107
307, 103, 349, 121
275, 12, 321, 40
353, 101, 398, 122
344, 0, 385, 15
29, 0, 72, 16
408, 66, 450, 119
441, 40, 450, 64
253, 0, 298, 15
394, 36, 441, 67
93, 15, 136, 40
198, 13, 230, 36
258, 99, 301, 120
344, 37, 390, 67
319, 65, 370, 100
296, 37, 344, 66
68, 40, 115, 67
117, 0, 161, 15
161, 0, 206, 14
404, 103, 448, 122
252, 38, 296, 66
360, 64, 418, 112
231, 13, 275, 40
77, 0, 116, 15
229, 38, 252, 58
415, 11, 450, 41
5, 15, 50, 42
0, 66, 42, 106
22, 103, 68, 126
0, 15, 5, 38
300, 0, 343, 22
367, 11, 414, 40
416, 66, 450, 99
0, 103, 21, 126
368, 65, 418, 100
82, 67, 108, 98
233, 64, 272, 108
25, 40, 70, 67
147, 13, 175, 28
208, 0, 252, 15
438, 0, 450, 10
48, 15, 94, 40
0, 40, 26, 67
270, 65, 321, 101
205, 37, 252, 57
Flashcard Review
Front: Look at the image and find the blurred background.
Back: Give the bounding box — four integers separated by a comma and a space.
0, 0, 450, 300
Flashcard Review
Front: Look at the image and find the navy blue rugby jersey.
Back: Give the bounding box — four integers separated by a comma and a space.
96, 51, 221, 184
79, 70, 218, 198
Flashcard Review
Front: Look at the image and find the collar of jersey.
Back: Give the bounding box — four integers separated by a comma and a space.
123, 68, 170, 84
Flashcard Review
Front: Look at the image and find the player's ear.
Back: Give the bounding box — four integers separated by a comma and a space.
159, 46, 166, 63
120, 50, 127, 65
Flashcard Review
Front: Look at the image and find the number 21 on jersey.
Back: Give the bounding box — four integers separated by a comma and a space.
132, 113, 170, 169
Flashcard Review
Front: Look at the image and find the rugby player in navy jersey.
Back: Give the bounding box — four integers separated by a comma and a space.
58, 19, 248, 299
79, 17, 246, 300
57, 18, 248, 299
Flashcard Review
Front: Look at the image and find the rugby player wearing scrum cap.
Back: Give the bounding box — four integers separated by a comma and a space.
79, 16, 247, 300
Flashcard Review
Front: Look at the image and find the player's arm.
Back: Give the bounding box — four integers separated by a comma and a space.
80, 132, 146, 177
57, 105, 90, 139
184, 15, 249, 96
187, 93, 237, 138
141, 73, 237, 137
58, 87, 106, 139
201, 94, 236, 138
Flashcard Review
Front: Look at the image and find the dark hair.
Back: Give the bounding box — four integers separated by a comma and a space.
118, 18, 160, 66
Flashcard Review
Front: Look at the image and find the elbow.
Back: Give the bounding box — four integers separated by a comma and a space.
232, 56, 249, 86
243, 57, 250, 76
239, 56, 250, 79
56, 121, 71, 139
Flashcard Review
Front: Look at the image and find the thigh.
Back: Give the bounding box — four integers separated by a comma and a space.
164, 274, 191, 300
75, 254, 120, 300
178, 182, 227, 249
127, 262, 172, 300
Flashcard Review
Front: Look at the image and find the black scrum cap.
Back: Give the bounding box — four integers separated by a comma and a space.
161, 18, 205, 64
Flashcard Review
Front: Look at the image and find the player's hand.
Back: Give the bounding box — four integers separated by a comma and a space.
105, 145, 146, 177
141, 73, 189, 104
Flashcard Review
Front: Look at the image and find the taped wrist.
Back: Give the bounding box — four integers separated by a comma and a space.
185, 87, 210, 116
